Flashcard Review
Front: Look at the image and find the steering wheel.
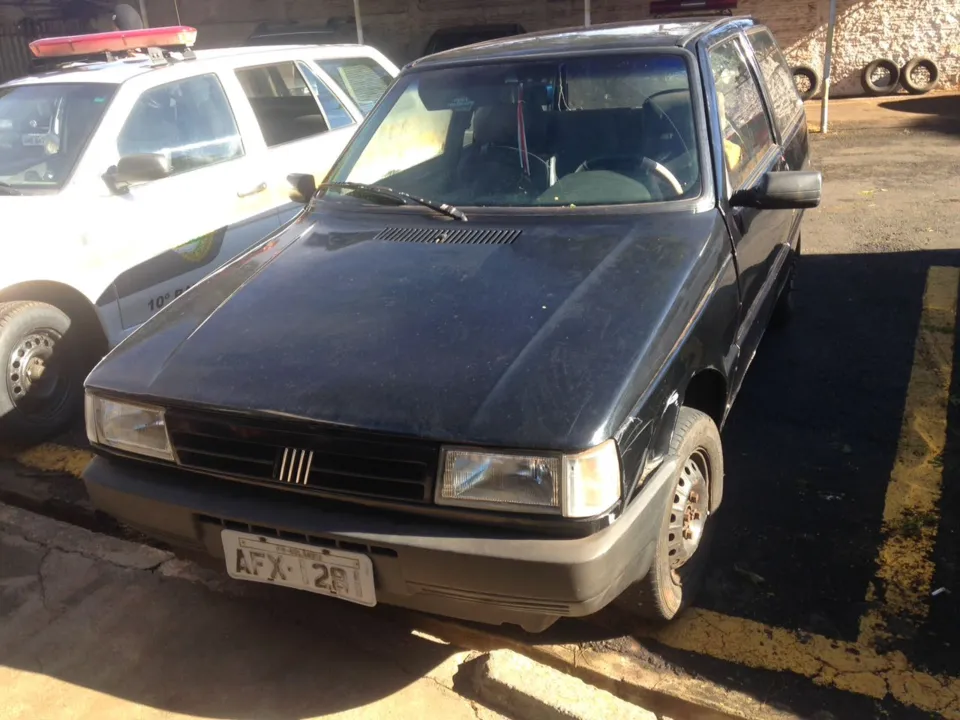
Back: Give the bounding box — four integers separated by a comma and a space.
469, 144, 553, 196
485, 144, 552, 174
574, 155, 684, 197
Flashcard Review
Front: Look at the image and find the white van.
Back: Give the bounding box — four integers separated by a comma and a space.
0, 27, 397, 440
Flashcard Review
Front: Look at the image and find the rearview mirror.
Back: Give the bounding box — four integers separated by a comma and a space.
103, 153, 171, 194
287, 173, 317, 204
730, 170, 822, 210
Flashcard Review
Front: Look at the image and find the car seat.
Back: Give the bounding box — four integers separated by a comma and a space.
456, 99, 552, 199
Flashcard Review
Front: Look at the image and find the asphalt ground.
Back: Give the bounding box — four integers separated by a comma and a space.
2, 125, 959, 718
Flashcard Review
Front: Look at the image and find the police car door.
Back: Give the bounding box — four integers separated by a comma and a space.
232, 59, 360, 226
98, 71, 280, 332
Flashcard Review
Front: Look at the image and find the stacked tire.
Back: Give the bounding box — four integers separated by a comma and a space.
862, 57, 940, 96
861, 58, 899, 96
791, 65, 821, 101
901, 57, 940, 95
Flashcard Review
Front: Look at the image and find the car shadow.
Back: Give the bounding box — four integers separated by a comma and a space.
876, 94, 960, 136
698, 248, 960, 651
0, 549, 493, 720
878, 94, 960, 118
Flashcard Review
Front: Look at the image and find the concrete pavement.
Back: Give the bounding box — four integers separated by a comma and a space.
0, 503, 506, 720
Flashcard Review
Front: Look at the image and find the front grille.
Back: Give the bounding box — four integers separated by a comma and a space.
374, 226, 522, 245
165, 411, 439, 504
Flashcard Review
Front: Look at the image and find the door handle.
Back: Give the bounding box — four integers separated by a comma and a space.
237, 182, 267, 198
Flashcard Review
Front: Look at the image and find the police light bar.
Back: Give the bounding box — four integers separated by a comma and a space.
29, 26, 197, 59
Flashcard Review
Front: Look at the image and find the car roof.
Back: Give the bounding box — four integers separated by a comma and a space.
410, 17, 752, 69
1, 42, 374, 88
429, 23, 525, 36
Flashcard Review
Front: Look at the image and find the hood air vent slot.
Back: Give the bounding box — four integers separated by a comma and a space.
374, 227, 521, 245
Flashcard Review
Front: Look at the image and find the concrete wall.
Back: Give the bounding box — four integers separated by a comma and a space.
737, 0, 960, 96
143, 0, 960, 97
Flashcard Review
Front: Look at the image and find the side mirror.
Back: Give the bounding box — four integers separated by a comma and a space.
730, 170, 822, 210
287, 173, 317, 204
103, 153, 171, 194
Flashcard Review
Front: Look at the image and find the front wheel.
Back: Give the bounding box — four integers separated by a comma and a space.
618, 407, 722, 622
0, 301, 83, 443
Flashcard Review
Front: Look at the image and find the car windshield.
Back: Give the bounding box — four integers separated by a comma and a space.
328, 53, 700, 208
0, 82, 116, 192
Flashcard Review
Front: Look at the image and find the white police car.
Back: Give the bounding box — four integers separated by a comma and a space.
0, 24, 397, 440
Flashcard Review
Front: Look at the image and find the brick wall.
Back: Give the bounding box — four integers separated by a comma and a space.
145, 0, 960, 97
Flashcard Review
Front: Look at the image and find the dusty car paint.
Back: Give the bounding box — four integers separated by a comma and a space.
82, 17, 814, 631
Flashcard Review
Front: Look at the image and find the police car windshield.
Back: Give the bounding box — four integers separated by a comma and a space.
0, 82, 116, 192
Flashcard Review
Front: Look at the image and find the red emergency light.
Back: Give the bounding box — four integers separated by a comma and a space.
29, 26, 197, 59
650, 0, 738, 13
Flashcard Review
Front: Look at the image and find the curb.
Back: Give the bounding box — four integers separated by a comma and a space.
0, 502, 172, 571
416, 616, 792, 720
466, 650, 658, 720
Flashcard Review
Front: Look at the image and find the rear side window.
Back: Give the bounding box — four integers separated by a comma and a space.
316, 57, 392, 116
236, 61, 329, 147
708, 38, 774, 190
748, 29, 803, 135
296, 61, 354, 129
117, 74, 242, 176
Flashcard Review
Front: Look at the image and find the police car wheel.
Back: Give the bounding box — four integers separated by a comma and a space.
0, 301, 82, 443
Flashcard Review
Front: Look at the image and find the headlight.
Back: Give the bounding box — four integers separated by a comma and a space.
85, 393, 174, 461
437, 439, 621, 518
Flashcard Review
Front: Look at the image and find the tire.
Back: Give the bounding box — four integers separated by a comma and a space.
112, 4, 143, 31
0, 301, 84, 443
861, 58, 900, 96
901, 57, 940, 95
791, 65, 820, 101
617, 407, 723, 622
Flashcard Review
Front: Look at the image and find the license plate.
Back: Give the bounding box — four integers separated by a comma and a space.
221, 530, 376, 607
21, 134, 46, 146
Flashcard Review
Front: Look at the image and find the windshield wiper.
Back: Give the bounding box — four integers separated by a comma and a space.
0, 182, 22, 196
317, 181, 467, 222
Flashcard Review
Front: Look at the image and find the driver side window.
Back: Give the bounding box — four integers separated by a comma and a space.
117, 74, 243, 179
708, 38, 774, 191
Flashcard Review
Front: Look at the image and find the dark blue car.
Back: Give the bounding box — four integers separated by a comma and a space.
82, 17, 819, 632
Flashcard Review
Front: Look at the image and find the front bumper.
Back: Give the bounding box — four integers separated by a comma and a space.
83, 456, 676, 632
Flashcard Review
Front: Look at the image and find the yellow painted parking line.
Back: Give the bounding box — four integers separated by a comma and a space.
859, 266, 958, 648
654, 609, 960, 716
652, 266, 960, 715
14, 443, 93, 479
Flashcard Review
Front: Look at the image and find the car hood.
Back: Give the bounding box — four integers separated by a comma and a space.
88, 207, 728, 450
